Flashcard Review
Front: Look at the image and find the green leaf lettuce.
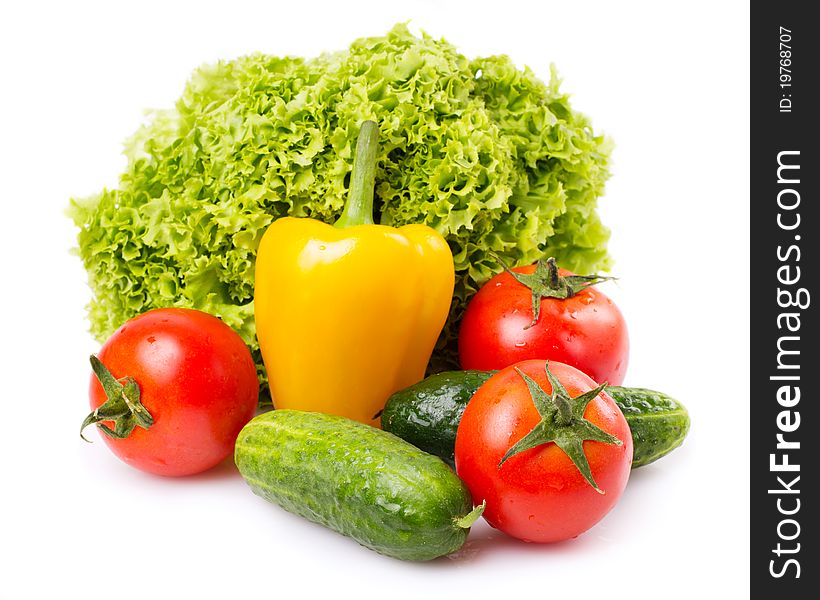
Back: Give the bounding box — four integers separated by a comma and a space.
68, 24, 613, 401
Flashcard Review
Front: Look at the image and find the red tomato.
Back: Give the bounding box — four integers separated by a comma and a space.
458, 261, 629, 385
454, 360, 632, 543
84, 308, 259, 476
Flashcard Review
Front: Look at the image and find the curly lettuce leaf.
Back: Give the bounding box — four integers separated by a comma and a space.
68, 23, 613, 398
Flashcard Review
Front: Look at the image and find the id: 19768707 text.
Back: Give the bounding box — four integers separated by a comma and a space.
779, 27, 792, 113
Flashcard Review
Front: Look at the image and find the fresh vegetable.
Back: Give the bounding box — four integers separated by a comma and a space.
234, 409, 484, 561
67, 23, 614, 397
80, 308, 259, 476
254, 122, 453, 425
454, 360, 632, 543
458, 256, 629, 385
381, 370, 493, 466
607, 386, 690, 467
384, 370, 688, 468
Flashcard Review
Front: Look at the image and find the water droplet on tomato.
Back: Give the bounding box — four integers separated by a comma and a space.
514, 341, 526, 348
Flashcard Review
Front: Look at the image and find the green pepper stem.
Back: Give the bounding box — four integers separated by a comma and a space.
335, 120, 379, 228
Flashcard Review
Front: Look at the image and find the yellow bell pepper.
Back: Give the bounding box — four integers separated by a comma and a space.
254, 121, 455, 426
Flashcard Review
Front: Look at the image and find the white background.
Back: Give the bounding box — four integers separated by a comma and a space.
0, 1, 749, 598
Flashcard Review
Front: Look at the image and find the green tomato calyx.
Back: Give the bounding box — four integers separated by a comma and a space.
492, 253, 615, 329
80, 355, 154, 442
498, 362, 622, 493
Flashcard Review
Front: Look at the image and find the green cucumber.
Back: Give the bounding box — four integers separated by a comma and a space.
381, 370, 493, 467
234, 409, 483, 561
605, 386, 690, 468
382, 371, 690, 469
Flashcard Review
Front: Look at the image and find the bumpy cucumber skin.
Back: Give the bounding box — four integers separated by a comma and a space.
382, 370, 493, 467
384, 372, 690, 469
234, 410, 474, 561
606, 386, 690, 468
